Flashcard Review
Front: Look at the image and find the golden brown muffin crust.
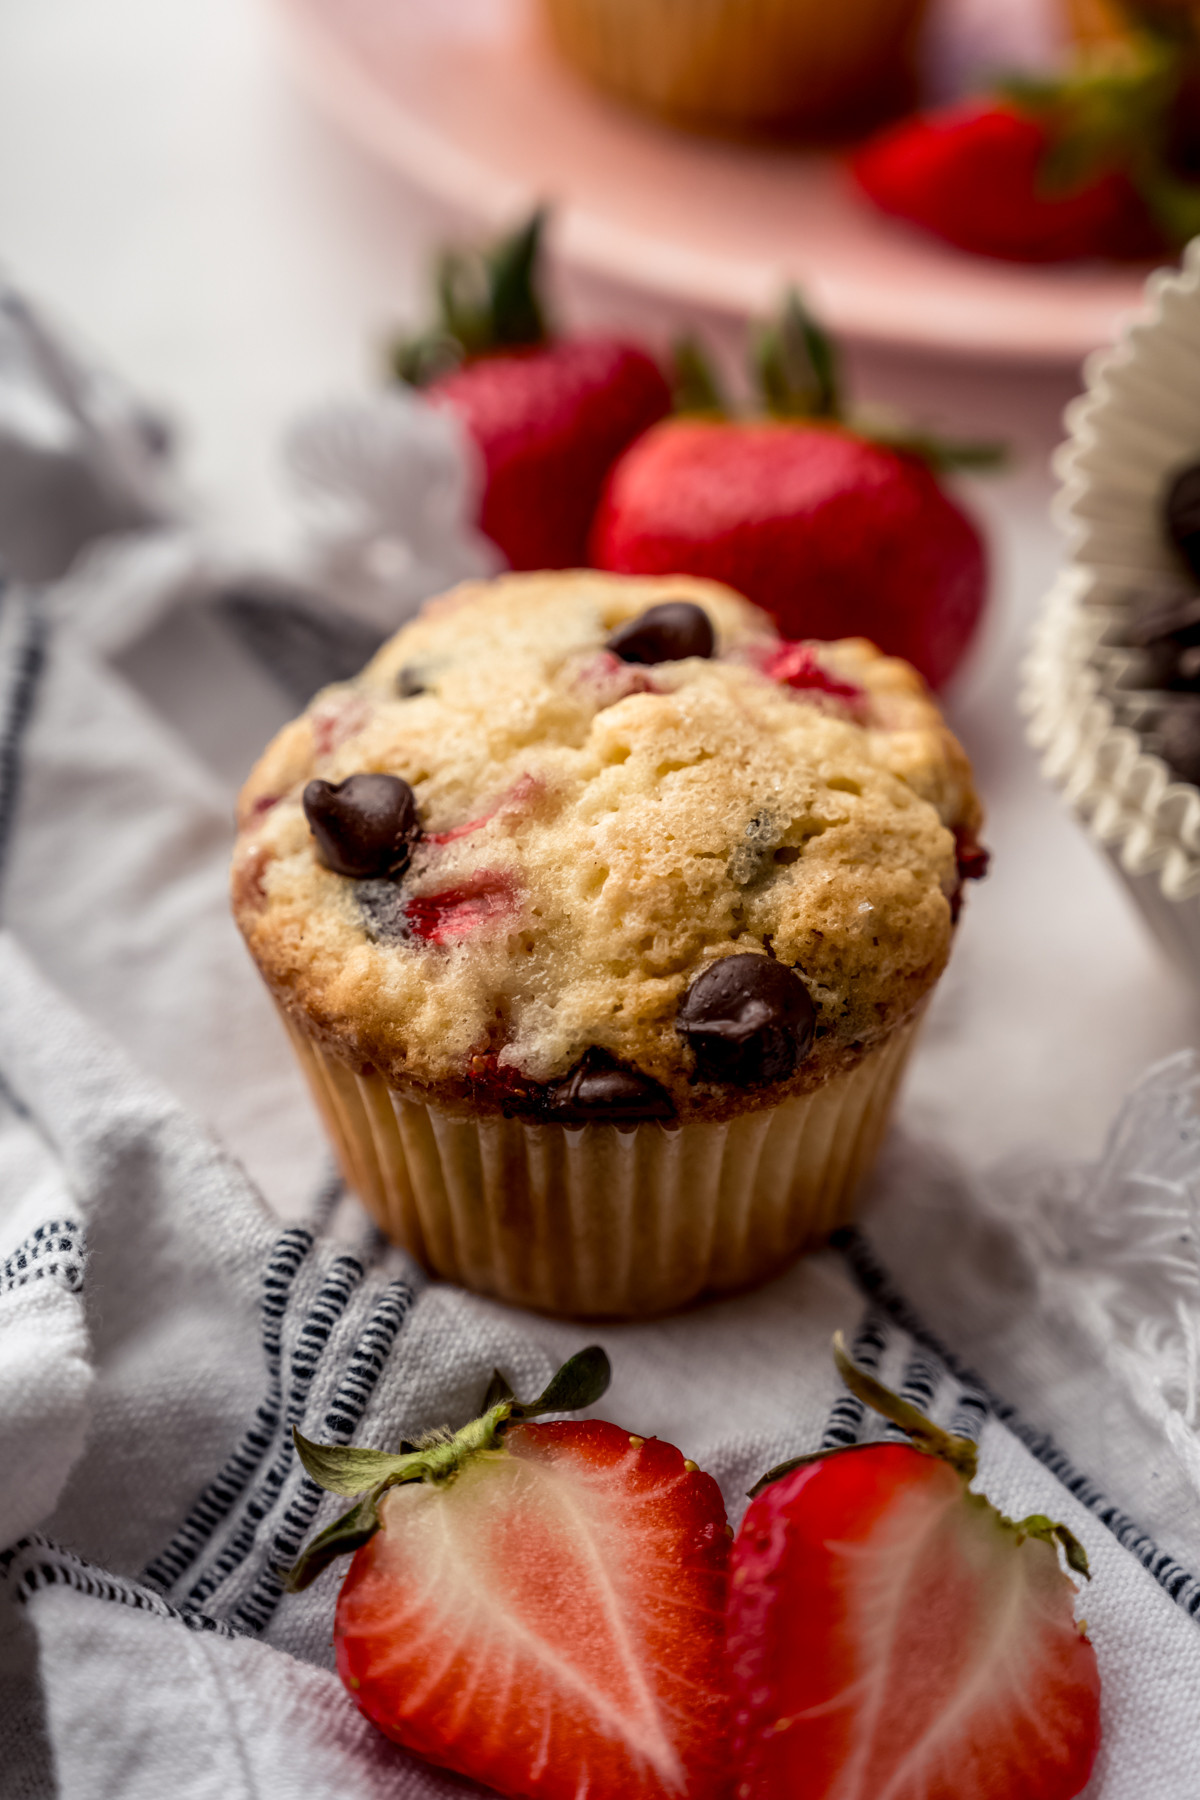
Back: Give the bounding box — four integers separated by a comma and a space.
232, 572, 981, 1120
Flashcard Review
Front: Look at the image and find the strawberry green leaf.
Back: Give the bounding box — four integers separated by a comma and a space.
1056, 1524, 1093, 1580
754, 289, 842, 422
859, 422, 1008, 474
390, 328, 464, 389
292, 1428, 419, 1497
671, 335, 729, 417
391, 208, 550, 387
283, 1491, 382, 1592
510, 1345, 611, 1419
482, 1368, 516, 1410
1012, 1512, 1093, 1580
485, 207, 549, 350
1002, 28, 1200, 247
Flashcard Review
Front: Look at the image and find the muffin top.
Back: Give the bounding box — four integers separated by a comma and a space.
232, 572, 982, 1122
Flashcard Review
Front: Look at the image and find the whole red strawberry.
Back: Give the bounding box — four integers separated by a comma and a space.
430, 337, 671, 570
592, 295, 991, 688
288, 1348, 731, 1800
728, 1336, 1101, 1800
394, 211, 670, 570
851, 101, 1163, 262
592, 419, 985, 690
852, 16, 1200, 266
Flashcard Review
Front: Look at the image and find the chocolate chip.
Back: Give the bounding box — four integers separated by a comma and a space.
607, 602, 715, 665
1156, 695, 1200, 786
545, 1048, 675, 1123
396, 666, 427, 698
303, 773, 421, 879
1165, 462, 1200, 582
677, 954, 815, 1086
1131, 594, 1200, 691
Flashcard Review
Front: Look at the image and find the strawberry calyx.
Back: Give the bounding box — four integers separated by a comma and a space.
672, 291, 1005, 474
749, 1333, 1091, 1580
1000, 21, 1200, 247
753, 289, 843, 423
284, 1345, 611, 1591
670, 334, 730, 419
392, 208, 550, 388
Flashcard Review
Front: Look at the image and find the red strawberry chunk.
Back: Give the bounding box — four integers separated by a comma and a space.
573, 650, 662, 705
851, 102, 1163, 264
764, 642, 863, 704
428, 774, 543, 844
335, 1420, 731, 1800
430, 337, 671, 571
729, 1444, 1100, 1800
310, 694, 371, 757
404, 869, 518, 944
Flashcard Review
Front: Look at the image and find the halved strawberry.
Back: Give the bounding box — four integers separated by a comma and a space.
288, 1349, 732, 1800
729, 1337, 1100, 1800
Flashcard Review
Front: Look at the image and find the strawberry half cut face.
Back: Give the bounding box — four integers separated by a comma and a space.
286, 1349, 731, 1800
337, 1420, 730, 1800
730, 1339, 1100, 1800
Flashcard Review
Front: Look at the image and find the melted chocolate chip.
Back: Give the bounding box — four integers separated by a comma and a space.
1131, 595, 1200, 691
1165, 462, 1200, 582
303, 773, 421, 879
545, 1048, 675, 1123
677, 954, 815, 1087
1156, 695, 1200, 786
607, 602, 715, 665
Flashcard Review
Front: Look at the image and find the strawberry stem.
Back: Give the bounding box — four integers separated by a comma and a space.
283, 1346, 611, 1592
831, 1332, 979, 1478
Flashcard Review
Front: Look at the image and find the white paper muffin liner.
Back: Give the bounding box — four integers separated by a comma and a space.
1021, 238, 1200, 977
280, 1009, 922, 1319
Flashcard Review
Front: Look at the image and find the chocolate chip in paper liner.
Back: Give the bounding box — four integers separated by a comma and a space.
677, 953, 816, 1087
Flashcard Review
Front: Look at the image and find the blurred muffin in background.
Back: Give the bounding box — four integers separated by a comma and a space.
539, 0, 930, 139
1067, 0, 1200, 44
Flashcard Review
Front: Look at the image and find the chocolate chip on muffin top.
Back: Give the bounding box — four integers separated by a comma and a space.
232, 572, 981, 1121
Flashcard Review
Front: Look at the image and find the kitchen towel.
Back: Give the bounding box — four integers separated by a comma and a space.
3, 288, 1200, 1798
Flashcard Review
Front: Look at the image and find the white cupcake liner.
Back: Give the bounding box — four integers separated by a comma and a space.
1021, 239, 1200, 975
280, 1009, 922, 1320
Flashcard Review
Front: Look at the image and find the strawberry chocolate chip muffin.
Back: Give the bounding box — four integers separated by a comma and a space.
232, 572, 983, 1318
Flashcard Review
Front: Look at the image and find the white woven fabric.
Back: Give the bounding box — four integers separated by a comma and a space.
3, 304, 1200, 1798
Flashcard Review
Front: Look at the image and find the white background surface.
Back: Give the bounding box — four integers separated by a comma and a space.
0, 0, 1196, 1200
